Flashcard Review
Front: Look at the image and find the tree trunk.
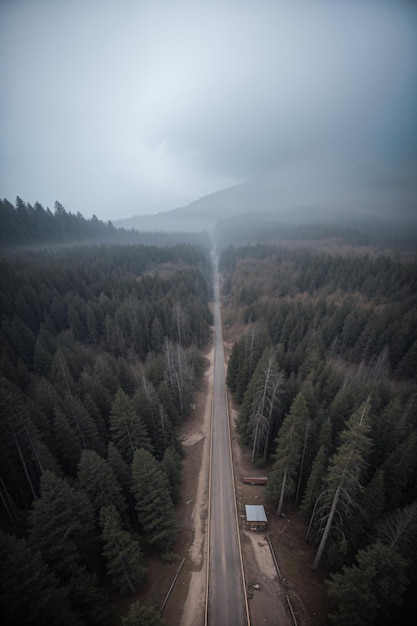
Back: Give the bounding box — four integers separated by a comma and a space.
312, 482, 342, 571
277, 468, 287, 516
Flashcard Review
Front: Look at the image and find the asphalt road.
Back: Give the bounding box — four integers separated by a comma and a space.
207, 254, 248, 626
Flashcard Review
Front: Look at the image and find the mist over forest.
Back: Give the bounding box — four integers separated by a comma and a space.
1, 1, 417, 624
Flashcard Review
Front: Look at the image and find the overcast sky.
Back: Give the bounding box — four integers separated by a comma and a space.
1, 0, 416, 221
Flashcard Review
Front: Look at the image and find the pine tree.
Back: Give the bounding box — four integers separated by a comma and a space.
160, 446, 182, 503
77, 449, 126, 513
131, 448, 178, 553
110, 388, 153, 463
238, 348, 283, 462
0, 530, 83, 626
29, 470, 96, 576
99, 504, 146, 594
310, 398, 372, 570
382, 432, 417, 510
107, 442, 131, 494
121, 601, 164, 626
266, 392, 310, 515
326, 542, 409, 626
134, 377, 174, 459
65, 565, 114, 626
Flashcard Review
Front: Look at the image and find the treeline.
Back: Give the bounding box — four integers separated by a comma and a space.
214, 212, 417, 250
0, 197, 211, 249
223, 244, 417, 625
0, 243, 212, 625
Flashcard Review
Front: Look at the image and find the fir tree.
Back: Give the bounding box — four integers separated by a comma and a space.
131, 448, 178, 553
110, 388, 153, 463
266, 392, 310, 514
99, 504, 146, 595
327, 542, 409, 626
310, 398, 372, 570
77, 449, 126, 513
0, 530, 83, 626
121, 601, 164, 626
29, 470, 96, 576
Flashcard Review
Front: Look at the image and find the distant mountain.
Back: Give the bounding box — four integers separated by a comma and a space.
115, 159, 417, 238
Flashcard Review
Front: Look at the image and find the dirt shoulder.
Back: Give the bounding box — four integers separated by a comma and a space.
132, 338, 330, 626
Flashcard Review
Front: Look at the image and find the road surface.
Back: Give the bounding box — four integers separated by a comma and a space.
207, 253, 248, 626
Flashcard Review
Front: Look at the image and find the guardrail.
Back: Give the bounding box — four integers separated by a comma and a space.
265, 534, 298, 626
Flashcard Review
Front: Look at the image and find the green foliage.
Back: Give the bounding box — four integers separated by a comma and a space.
266, 392, 310, 513
77, 449, 126, 513
222, 241, 417, 616
131, 448, 178, 553
0, 530, 82, 626
110, 388, 154, 463
29, 470, 97, 575
327, 542, 409, 625
0, 237, 210, 618
160, 446, 183, 503
0, 196, 211, 248
99, 504, 146, 595
121, 601, 164, 626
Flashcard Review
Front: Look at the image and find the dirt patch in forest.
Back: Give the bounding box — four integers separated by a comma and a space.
119, 339, 331, 625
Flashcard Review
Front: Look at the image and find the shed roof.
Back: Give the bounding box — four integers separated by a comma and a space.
245, 504, 267, 523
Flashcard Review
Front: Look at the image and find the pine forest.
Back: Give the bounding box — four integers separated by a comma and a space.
0, 218, 212, 625
1, 197, 417, 625
222, 242, 417, 625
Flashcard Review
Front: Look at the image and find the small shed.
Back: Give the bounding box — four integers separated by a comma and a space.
245, 504, 267, 531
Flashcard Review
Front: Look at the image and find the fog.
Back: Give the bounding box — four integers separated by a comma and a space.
1, 0, 416, 221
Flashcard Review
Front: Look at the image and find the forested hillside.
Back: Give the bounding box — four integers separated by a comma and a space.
222, 244, 417, 625
0, 197, 211, 249
0, 242, 212, 625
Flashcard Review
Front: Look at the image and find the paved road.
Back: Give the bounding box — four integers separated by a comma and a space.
208, 254, 247, 626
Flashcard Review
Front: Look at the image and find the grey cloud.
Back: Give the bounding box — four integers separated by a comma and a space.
0, 0, 416, 221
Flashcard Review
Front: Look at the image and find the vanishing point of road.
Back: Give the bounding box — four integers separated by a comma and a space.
206, 253, 250, 626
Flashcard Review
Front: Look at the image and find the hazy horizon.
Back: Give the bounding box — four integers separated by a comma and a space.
1, 0, 416, 222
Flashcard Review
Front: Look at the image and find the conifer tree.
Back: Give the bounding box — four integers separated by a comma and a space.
133, 377, 172, 458
121, 601, 164, 626
238, 348, 283, 462
0, 530, 82, 626
310, 398, 372, 570
65, 565, 114, 626
99, 504, 146, 595
382, 432, 417, 510
29, 470, 96, 576
326, 542, 408, 626
131, 448, 178, 553
160, 446, 182, 503
110, 388, 153, 463
77, 449, 126, 513
107, 442, 131, 494
266, 392, 310, 515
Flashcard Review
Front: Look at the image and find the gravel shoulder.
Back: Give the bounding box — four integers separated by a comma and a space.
139, 338, 330, 626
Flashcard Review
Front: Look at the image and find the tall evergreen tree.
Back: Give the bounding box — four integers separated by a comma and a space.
382, 432, 417, 510
0, 530, 83, 626
160, 446, 182, 503
99, 504, 146, 595
310, 398, 372, 570
326, 542, 409, 626
121, 601, 164, 626
29, 470, 97, 576
77, 449, 126, 513
131, 448, 178, 553
266, 392, 310, 515
110, 388, 153, 463
64, 565, 114, 626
